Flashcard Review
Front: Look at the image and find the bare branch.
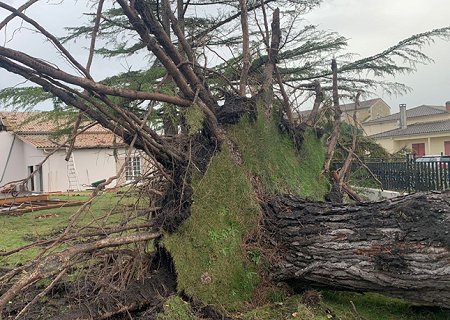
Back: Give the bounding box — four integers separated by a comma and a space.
0, 1, 92, 79
338, 92, 361, 184
0, 232, 161, 312
85, 0, 105, 74
0, 47, 192, 106
238, 0, 250, 96
0, 0, 38, 31
324, 58, 342, 173
262, 8, 281, 117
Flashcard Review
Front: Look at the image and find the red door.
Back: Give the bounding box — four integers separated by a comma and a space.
445, 141, 450, 155
412, 143, 425, 156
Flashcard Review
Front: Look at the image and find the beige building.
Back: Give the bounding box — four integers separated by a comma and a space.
340, 98, 391, 123
369, 102, 450, 156
0, 112, 150, 193
362, 104, 450, 136
298, 98, 391, 124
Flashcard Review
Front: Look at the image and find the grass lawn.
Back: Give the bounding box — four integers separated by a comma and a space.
0, 189, 143, 265
239, 291, 450, 320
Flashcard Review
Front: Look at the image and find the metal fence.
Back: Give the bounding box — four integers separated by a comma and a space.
337, 156, 450, 192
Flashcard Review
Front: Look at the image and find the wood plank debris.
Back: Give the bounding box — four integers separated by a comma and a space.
0, 194, 84, 216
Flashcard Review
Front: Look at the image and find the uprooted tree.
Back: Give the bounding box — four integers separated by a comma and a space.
0, 0, 450, 318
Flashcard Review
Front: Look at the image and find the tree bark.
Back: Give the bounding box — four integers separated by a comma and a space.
306, 80, 323, 126
262, 8, 281, 117
239, 0, 250, 96
324, 58, 342, 174
264, 192, 450, 308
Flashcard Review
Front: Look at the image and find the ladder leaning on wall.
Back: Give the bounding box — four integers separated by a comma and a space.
66, 150, 80, 191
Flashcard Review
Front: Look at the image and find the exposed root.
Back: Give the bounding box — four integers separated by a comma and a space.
152, 130, 219, 233
215, 93, 258, 124
179, 292, 236, 320
1, 245, 177, 320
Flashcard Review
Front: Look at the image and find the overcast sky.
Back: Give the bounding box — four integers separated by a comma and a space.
0, 0, 449, 113
304, 0, 450, 112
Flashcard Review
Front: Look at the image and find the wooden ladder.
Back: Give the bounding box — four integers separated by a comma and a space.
66, 151, 80, 191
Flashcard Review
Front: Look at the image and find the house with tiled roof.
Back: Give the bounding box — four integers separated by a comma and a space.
368, 102, 450, 156
298, 98, 391, 124
362, 104, 450, 136
0, 112, 146, 193
340, 98, 391, 123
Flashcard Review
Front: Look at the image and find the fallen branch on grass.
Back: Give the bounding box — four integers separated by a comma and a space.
0, 232, 161, 313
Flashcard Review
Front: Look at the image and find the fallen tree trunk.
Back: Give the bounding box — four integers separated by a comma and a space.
264, 192, 450, 308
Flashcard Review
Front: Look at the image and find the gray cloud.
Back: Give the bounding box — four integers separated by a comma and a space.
304, 0, 450, 111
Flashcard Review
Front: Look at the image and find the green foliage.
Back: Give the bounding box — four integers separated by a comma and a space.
0, 87, 53, 110
348, 167, 379, 189
101, 67, 166, 90
157, 296, 198, 320
185, 104, 204, 135
211, 23, 450, 97
333, 122, 390, 161
44, 110, 81, 138
11, 110, 85, 140
61, 6, 142, 57
279, 26, 450, 96
342, 27, 450, 76
96, 42, 146, 58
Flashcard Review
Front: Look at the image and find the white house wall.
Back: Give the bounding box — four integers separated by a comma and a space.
0, 132, 27, 187
45, 148, 125, 192
44, 150, 68, 192
23, 140, 48, 192
0, 132, 49, 191
72, 148, 121, 189
1, 132, 127, 192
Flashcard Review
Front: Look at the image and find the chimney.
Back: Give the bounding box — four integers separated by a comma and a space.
446, 101, 450, 112
399, 104, 407, 129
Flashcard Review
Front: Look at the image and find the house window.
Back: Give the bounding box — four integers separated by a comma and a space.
412, 143, 425, 157
126, 157, 141, 181
445, 141, 450, 156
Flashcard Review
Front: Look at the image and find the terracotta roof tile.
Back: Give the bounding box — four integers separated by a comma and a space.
339, 98, 385, 112
0, 112, 123, 149
297, 98, 388, 119
371, 119, 450, 139
17, 132, 124, 149
364, 105, 447, 124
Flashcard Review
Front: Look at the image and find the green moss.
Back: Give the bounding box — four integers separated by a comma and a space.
185, 104, 204, 135
165, 113, 329, 312
157, 296, 198, 320
164, 147, 261, 311
228, 115, 328, 199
